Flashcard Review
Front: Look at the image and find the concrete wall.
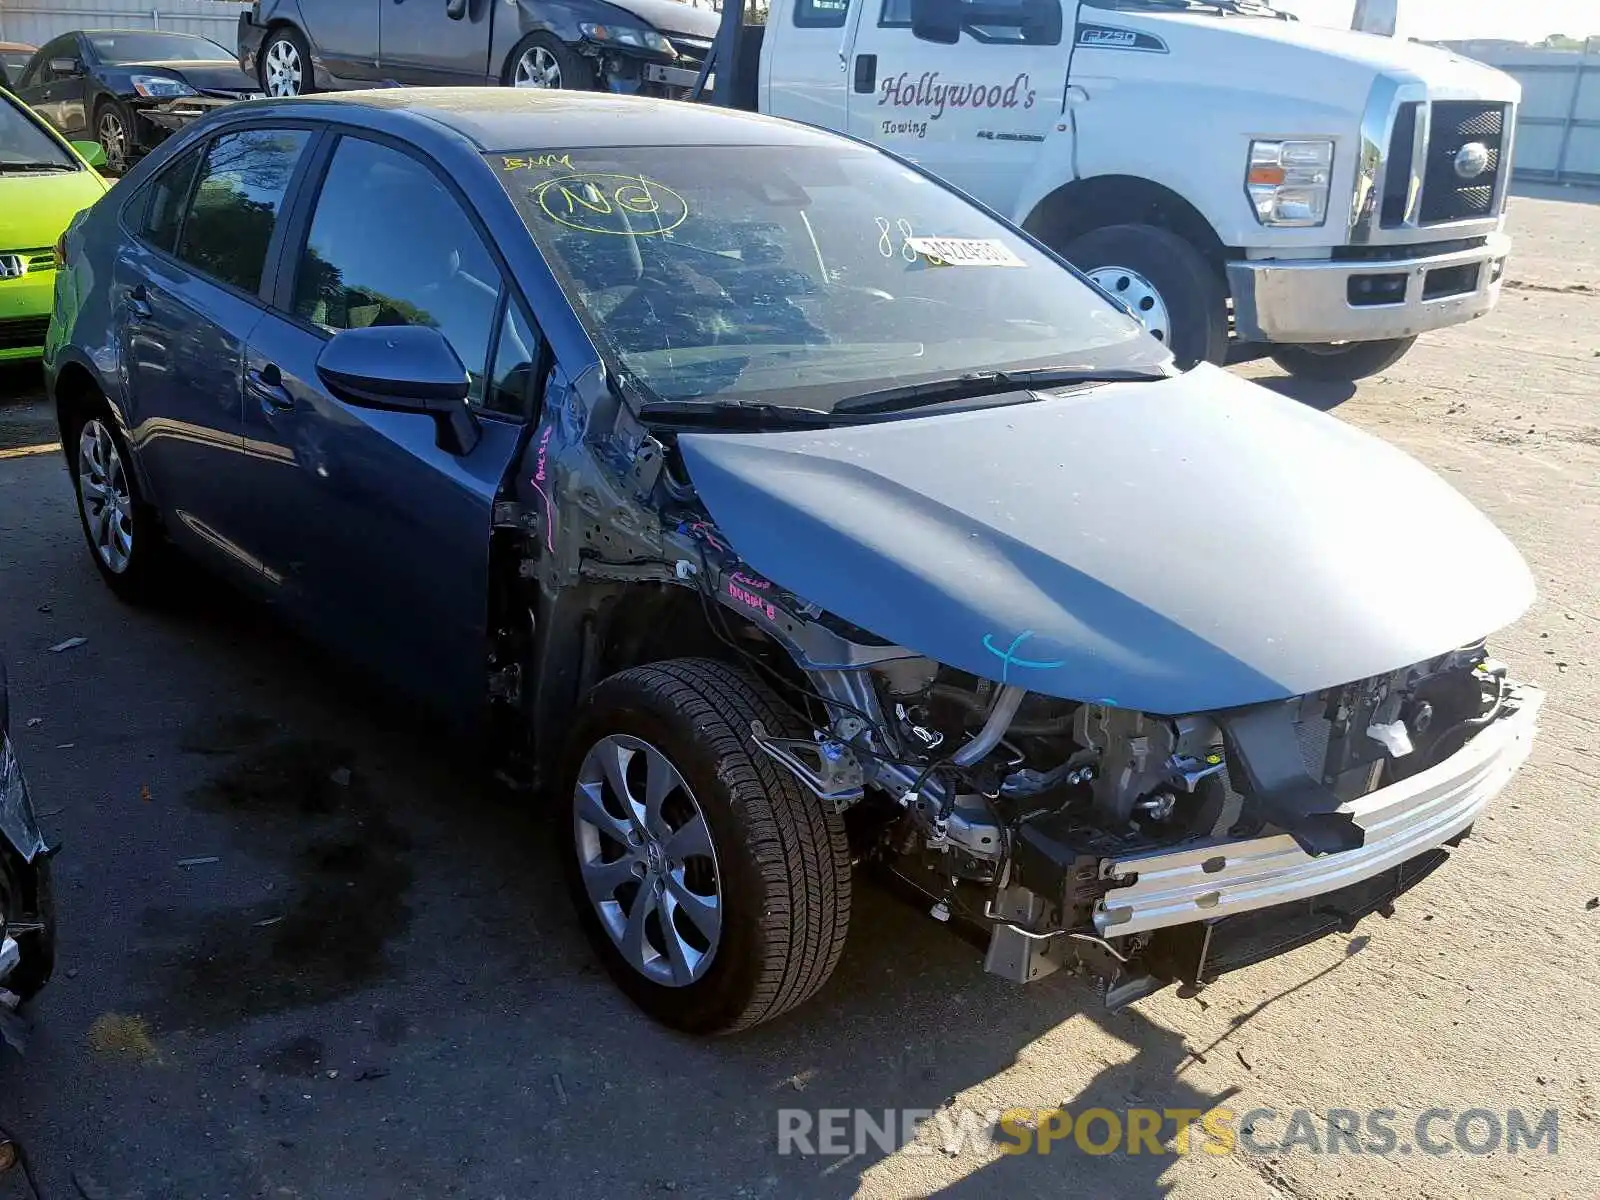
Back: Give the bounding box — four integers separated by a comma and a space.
0, 0, 247, 49
1462, 42, 1600, 185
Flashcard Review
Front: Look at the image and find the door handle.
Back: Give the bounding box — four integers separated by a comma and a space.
853, 54, 877, 95
126, 284, 152, 320
246, 364, 294, 412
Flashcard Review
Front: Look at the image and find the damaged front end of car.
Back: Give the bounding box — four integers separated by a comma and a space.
547, 364, 1543, 1006
669, 528, 1542, 1004
0, 664, 57, 1030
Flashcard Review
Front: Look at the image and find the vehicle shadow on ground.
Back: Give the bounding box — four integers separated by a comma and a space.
54, 561, 1235, 1198
1253, 374, 1359, 412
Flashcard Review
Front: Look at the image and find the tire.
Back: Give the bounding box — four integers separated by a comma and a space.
1061, 223, 1229, 370
259, 25, 313, 98
502, 32, 595, 91
65, 402, 167, 603
93, 98, 135, 176
1269, 337, 1418, 382
561, 659, 851, 1033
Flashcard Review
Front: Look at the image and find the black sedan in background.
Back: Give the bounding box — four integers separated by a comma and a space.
10, 30, 260, 172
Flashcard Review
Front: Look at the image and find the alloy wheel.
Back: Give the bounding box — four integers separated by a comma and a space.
513, 47, 562, 89
1088, 265, 1173, 346
573, 734, 722, 987
97, 111, 127, 174
263, 39, 303, 97
77, 419, 134, 574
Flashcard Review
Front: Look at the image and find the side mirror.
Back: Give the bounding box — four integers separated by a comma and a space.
70, 139, 107, 168
315, 325, 481, 455
445, 0, 468, 18
49, 57, 81, 76
909, 0, 962, 45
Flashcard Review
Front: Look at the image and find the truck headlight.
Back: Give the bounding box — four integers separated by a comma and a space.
130, 74, 198, 99
1247, 139, 1334, 228
578, 23, 675, 55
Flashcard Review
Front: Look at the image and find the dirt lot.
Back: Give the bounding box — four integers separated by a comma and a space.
0, 187, 1596, 1199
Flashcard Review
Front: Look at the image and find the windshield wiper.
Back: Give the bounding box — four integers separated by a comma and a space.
831, 366, 1170, 417
0, 161, 75, 173
636, 399, 839, 429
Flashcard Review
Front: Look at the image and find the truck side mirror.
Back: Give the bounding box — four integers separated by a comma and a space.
909, 0, 962, 46
49, 57, 81, 76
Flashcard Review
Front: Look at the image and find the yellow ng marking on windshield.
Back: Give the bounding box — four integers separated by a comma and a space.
533, 173, 688, 237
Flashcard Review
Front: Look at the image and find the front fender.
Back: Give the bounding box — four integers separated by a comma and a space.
495, 0, 594, 74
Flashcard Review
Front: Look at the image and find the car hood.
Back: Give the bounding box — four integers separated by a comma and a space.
122, 60, 257, 92
677, 367, 1535, 715
1144, 12, 1520, 100
603, 0, 719, 38
0, 170, 106, 251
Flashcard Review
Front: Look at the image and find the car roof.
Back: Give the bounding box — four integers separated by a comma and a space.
0, 42, 36, 52
272, 88, 852, 153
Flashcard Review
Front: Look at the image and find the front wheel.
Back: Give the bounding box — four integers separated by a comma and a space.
1269, 337, 1418, 382
502, 33, 595, 91
562, 659, 851, 1033
94, 99, 134, 175
1062, 223, 1228, 370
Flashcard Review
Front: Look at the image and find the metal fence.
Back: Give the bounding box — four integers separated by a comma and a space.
0, 0, 247, 48
1472, 41, 1600, 185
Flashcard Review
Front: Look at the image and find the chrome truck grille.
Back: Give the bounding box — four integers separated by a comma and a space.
1353, 86, 1514, 240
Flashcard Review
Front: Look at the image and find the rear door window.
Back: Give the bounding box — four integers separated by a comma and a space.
134, 145, 203, 253
175, 128, 310, 294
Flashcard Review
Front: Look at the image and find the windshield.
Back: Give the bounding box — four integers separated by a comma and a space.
493, 145, 1162, 412
88, 32, 233, 63
1, 50, 32, 80
0, 92, 74, 168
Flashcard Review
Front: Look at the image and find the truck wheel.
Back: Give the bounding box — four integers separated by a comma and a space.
259, 25, 312, 97
562, 659, 851, 1033
1062, 224, 1228, 370
503, 33, 595, 91
1269, 337, 1418, 382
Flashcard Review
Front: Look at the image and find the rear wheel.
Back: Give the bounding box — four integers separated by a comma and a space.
562, 659, 851, 1033
1269, 337, 1418, 382
260, 25, 312, 97
1062, 223, 1228, 370
503, 32, 595, 91
67, 406, 167, 602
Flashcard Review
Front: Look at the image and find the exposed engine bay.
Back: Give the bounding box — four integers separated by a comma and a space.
670, 528, 1538, 1003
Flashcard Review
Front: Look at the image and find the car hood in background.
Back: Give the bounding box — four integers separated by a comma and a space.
602, 0, 719, 38
0, 170, 106, 250
678, 366, 1535, 715
122, 59, 257, 93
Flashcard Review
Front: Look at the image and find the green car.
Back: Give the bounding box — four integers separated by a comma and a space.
1, 87, 109, 362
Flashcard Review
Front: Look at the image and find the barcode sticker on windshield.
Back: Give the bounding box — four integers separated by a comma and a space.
905, 237, 1026, 267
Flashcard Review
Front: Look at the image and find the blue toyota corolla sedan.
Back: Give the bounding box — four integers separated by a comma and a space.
45, 90, 1539, 1034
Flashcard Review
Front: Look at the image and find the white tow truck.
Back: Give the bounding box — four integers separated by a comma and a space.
696, 0, 1521, 379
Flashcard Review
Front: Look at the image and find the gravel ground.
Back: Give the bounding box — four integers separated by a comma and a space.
0, 186, 1596, 1199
